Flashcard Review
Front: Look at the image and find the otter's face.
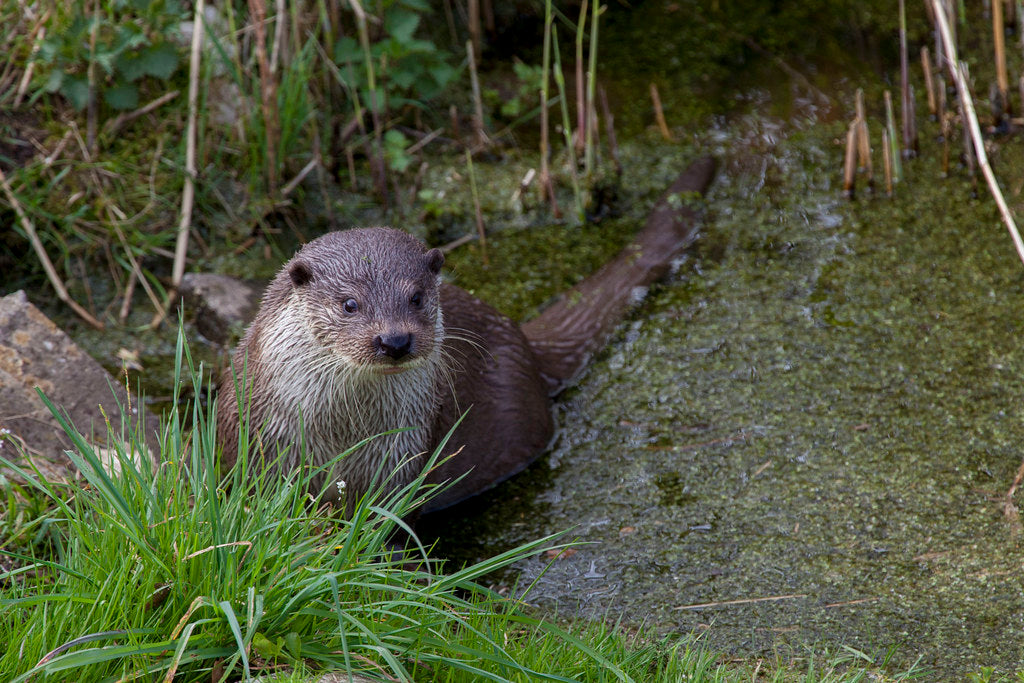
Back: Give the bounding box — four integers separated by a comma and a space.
286, 228, 445, 372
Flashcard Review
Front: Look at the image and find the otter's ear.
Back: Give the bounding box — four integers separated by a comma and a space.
425, 248, 444, 274
289, 260, 314, 287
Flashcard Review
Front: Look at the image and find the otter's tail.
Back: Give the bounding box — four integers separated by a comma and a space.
521, 156, 717, 393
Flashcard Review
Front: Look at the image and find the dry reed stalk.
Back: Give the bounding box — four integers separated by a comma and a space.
939, 76, 950, 176
0, 166, 104, 329
898, 0, 918, 157
465, 149, 488, 266
883, 90, 902, 182
112, 221, 164, 316
249, 0, 280, 193
994, 0, 1010, 118
598, 84, 621, 176
86, 0, 99, 156
932, 0, 1024, 266
539, 1, 557, 214
280, 157, 319, 197
13, 10, 50, 108
346, 146, 357, 190
442, 0, 457, 46
270, 0, 286, 74
922, 46, 936, 116
466, 40, 488, 148
101, 90, 180, 139
119, 268, 137, 323
854, 89, 872, 189
842, 123, 857, 199
574, 0, 588, 155
584, 0, 600, 174
1020, 75, 1024, 119
468, 0, 481, 62
482, 0, 494, 32
882, 128, 893, 197
153, 0, 204, 329
449, 104, 460, 140
650, 83, 672, 140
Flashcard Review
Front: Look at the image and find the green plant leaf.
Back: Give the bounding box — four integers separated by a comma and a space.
333, 36, 362, 64
104, 82, 139, 110
43, 69, 64, 94
389, 64, 419, 90
385, 7, 421, 44
118, 42, 179, 81
427, 62, 456, 88
59, 76, 90, 110
138, 42, 179, 79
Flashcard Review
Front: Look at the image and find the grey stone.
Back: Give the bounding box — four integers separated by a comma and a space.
0, 290, 157, 483
179, 272, 263, 345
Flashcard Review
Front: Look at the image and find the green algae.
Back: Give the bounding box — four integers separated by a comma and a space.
422, 118, 1024, 676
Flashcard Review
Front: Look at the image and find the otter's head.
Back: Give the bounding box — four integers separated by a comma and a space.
282, 227, 445, 374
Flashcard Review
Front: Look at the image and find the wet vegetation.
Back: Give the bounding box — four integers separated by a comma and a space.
5, 0, 1024, 679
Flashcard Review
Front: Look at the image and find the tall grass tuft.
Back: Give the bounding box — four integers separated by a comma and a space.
0, 326, 727, 682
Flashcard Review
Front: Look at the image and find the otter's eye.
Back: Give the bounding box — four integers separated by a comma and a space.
410, 291, 422, 308
342, 298, 359, 314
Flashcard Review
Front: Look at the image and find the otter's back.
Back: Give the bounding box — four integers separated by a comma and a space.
422, 283, 553, 512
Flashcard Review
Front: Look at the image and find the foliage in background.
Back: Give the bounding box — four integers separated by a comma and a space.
38, 0, 186, 111
332, 0, 458, 111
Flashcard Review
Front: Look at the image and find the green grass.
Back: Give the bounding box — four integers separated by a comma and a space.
0, 329, 935, 682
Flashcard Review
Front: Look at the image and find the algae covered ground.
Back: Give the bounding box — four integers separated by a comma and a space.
422, 114, 1024, 677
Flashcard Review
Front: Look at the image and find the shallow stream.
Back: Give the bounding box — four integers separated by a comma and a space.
422, 114, 1024, 676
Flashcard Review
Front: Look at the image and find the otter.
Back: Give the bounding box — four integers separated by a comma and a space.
216, 156, 716, 513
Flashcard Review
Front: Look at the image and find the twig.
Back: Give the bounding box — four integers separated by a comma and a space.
650, 83, 672, 141
467, 0, 481, 63
584, 0, 600, 174
280, 156, 319, 197
405, 127, 444, 155
883, 90, 902, 182
591, 87, 618, 178
153, 0, 203, 330
466, 39, 488, 148
112, 221, 164, 315
854, 89, 873, 190
0, 166, 104, 329
270, 0, 286, 75
574, 0, 588, 156
932, 0, 1024, 266
465, 149, 488, 265
674, 594, 808, 611
440, 232, 477, 253
898, 0, 917, 157
119, 268, 137, 323
249, 0, 280, 193
13, 10, 50, 108
101, 90, 180, 139
842, 123, 857, 199
86, 0, 99, 157
993, 0, 1009, 119
882, 128, 893, 197
922, 46, 936, 116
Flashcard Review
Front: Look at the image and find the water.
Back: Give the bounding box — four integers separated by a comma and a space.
423, 115, 1024, 676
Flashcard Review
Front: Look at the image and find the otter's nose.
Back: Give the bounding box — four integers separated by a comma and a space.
375, 332, 413, 360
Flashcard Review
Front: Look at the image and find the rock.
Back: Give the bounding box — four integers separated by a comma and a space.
0, 290, 157, 483
179, 272, 262, 345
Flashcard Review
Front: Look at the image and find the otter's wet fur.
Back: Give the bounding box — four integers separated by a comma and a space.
216, 229, 450, 505
216, 156, 717, 513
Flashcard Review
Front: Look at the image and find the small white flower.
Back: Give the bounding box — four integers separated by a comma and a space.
336, 480, 347, 495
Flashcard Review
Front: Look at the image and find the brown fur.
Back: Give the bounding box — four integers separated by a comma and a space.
216, 156, 717, 513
